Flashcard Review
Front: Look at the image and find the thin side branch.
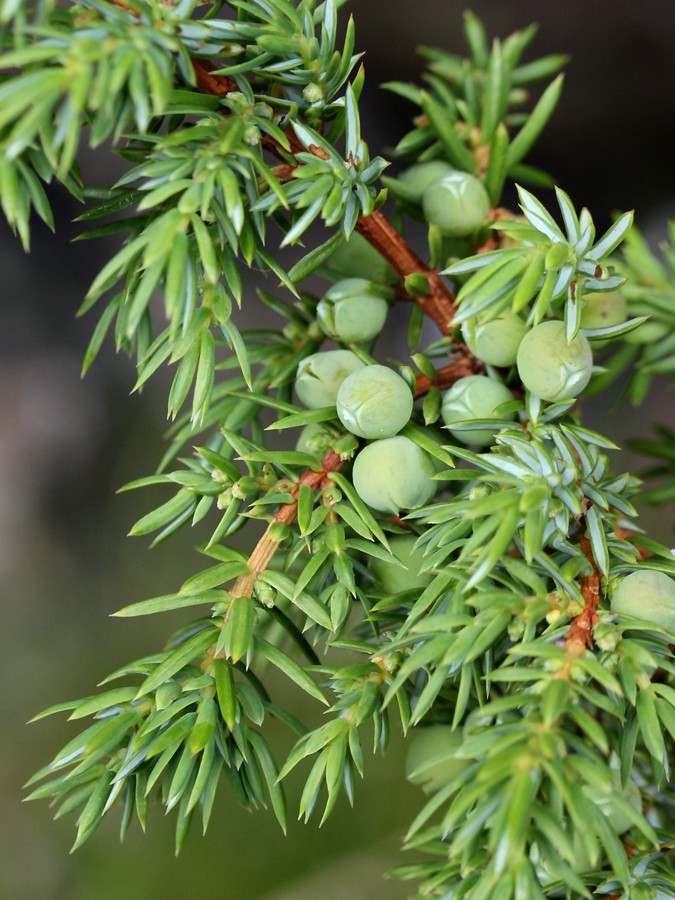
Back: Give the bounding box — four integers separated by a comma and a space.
414, 356, 484, 398
355, 210, 457, 335
227, 449, 345, 601
556, 535, 602, 679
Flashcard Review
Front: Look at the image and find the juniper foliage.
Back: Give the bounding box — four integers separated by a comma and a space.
2, 2, 674, 897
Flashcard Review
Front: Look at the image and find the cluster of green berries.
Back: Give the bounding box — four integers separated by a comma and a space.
461, 297, 631, 403
295, 352, 437, 514
294, 346, 524, 513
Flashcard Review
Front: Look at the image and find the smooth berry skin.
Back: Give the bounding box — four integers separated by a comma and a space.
422, 171, 490, 237
336, 364, 413, 439
516, 320, 593, 402
405, 726, 470, 795
610, 569, 675, 634
294, 350, 365, 409
441, 375, 515, 446
463, 312, 528, 367
352, 436, 436, 514
397, 160, 455, 203
316, 278, 389, 343
369, 534, 432, 594
580, 290, 628, 348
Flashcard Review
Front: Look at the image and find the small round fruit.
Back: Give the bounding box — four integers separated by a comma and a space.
369, 534, 432, 594
441, 375, 515, 446
581, 290, 628, 348
405, 725, 469, 794
580, 290, 628, 331
610, 569, 675, 634
351, 436, 436, 514
422, 171, 490, 237
294, 350, 365, 409
316, 278, 389, 343
336, 364, 413, 439
326, 231, 396, 284
516, 320, 593, 402
463, 312, 528, 367
295, 423, 336, 457
397, 160, 455, 204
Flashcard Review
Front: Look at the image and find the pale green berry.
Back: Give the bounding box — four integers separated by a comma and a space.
294, 350, 365, 409
422, 171, 490, 237
441, 375, 515, 446
316, 278, 390, 343
516, 320, 593, 402
295, 423, 336, 457
336, 364, 413, 439
352, 436, 436, 514
581, 290, 628, 348
397, 160, 455, 203
463, 312, 528, 367
405, 725, 469, 794
610, 569, 675, 634
369, 534, 432, 594
326, 231, 396, 284
580, 290, 627, 331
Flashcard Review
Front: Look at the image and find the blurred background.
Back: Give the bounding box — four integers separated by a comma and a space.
1, 1, 674, 898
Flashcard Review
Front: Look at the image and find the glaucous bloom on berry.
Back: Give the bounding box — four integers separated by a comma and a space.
463, 311, 528, 367
422, 171, 490, 236
516, 320, 593, 401
397, 160, 455, 203
610, 569, 675, 634
295, 350, 365, 409
441, 375, 515, 446
316, 278, 390, 343
352, 436, 436, 514
336, 364, 413, 439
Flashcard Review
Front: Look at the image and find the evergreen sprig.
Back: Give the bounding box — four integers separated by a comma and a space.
3, 2, 674, 897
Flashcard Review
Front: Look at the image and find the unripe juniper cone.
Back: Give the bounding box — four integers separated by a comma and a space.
463, 311, 528, 367
516, 320, 594, 402
316, 278, 389, 343
351, 436, 436, 514
580, 290, 628, 348
610, 569, 675, 634
294, 350, 365, 409
441, 375, 515, 446
422, 170, 491, 236
336, 364, 413, 439
396, 160, 455, 203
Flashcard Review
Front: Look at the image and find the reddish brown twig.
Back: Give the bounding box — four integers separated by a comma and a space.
560, 535, 602, 667
192, 58, 237, 96
355, 210, 457, 335
414, 356, 484, 398
228, 449, 345, 600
